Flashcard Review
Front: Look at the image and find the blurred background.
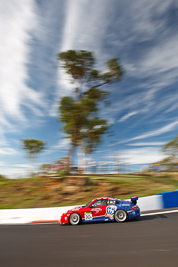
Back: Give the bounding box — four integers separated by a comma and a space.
0, 0, 178, 179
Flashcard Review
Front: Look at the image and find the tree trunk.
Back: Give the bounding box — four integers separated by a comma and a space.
78, 142, 86, 174
66, 144, 75, 174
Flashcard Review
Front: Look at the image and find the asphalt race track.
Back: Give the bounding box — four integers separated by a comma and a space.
0, 212, 178, 267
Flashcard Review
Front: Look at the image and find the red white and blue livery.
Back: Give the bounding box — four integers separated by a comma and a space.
60, 196, 140, 225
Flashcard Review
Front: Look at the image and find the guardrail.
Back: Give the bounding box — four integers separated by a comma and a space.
0, 190, 177, 224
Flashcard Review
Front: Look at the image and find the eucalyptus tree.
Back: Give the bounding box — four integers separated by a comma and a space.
162, 135, 178, 169
57, 50, 123, 172
22, 139, 45, 174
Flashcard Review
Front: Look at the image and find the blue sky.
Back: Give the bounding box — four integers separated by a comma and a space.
0, 0, 178, 177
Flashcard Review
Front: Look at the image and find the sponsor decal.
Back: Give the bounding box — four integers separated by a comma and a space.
69, 207, 80, 211
105, 205, 117, 219
84, 212, 93, 220
91, 208, 102, 213
73, 206, 81, 210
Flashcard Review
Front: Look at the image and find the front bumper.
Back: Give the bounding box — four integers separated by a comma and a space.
60, 214, 70, 224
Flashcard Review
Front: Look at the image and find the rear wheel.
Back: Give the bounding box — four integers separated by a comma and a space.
69, 213, 80, 225
114, 209, 127, 222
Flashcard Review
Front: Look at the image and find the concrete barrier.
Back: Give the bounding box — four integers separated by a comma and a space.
156, 190, 178, 209
0, 206, 77, 224
0, 191, 177, 224
137, 195, 163, 211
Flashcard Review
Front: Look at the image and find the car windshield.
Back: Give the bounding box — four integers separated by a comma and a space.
84, 200, 93, 207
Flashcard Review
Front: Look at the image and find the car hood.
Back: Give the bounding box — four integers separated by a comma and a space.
68, 206, 83, 212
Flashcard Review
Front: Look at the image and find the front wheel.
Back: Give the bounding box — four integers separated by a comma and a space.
114, 209, 127, 222
69, 213, 81, 225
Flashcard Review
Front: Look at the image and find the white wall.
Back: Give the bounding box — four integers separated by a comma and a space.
0, 206, 77, 224
0, 195, 163, 224
137, 195, 163, 212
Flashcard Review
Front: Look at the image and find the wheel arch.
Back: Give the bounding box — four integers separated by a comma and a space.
114, 209, 128, 222
69, 212, 82, 225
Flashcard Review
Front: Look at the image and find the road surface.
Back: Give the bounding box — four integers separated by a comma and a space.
0, 212, 178, 267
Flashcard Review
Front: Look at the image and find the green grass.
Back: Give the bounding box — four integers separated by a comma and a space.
0, 173, 177, 209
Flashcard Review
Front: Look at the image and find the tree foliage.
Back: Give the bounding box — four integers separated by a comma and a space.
57, 50, 123, 171
22, 139, 45, 162
162, 135, 178, 167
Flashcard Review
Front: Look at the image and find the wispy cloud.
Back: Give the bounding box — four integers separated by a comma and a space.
0, 147, 18, 155
118, 111, 138, 122
55, 138, 70, 149
119, 0, 178, 80
43, 134, 71, 156
101, 0, 178, 126
0, 0, 44, 125
120, 147, 166, 165
127, 142, 166, 146
14, 164, 31, 168
130, 120, 178, 141
109, 120, 178, 147
105, 147, 166, 165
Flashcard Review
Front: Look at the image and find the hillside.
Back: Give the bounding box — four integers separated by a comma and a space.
0, 173, 178, 209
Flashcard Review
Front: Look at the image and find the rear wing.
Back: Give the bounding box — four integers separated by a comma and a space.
130, 196, 138, 205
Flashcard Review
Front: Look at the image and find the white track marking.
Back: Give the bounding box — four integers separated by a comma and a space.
141, 209, 178, 216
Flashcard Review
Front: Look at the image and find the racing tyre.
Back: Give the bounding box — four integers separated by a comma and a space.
114, 209, 127, 222
69, 213, 81, 225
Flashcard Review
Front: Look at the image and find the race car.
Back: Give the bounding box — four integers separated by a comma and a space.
60, 196, 140, 225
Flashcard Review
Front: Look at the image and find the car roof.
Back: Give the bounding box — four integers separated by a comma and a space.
93, 197, 116, 201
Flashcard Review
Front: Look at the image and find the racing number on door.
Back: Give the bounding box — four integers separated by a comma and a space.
84, 212, 93, 220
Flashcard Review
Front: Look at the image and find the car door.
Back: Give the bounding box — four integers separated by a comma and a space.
88, 199, 108, 222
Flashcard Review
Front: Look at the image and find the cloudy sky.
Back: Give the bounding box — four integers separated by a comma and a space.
0, 0, 178, 177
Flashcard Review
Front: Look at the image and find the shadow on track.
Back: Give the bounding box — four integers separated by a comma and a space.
140, 214, 168, 221
60, 214, 168, 227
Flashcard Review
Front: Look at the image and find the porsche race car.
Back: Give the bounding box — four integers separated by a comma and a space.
60, 196, 140, 225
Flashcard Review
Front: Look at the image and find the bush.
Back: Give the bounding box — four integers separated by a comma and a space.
0, 174, 7, 180
58, 169, 69, 177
